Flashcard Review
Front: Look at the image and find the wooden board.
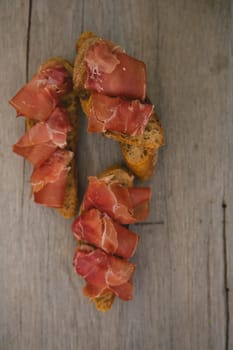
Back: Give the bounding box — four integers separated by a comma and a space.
0, 1, 232, 349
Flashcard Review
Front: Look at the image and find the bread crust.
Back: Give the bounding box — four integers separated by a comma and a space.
120, 144, 158, 180
73, 32, 99, 96
56, 90, 79, 218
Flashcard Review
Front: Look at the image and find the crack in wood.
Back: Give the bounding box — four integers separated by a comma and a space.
222, 200, 229, 350
21, 0, 32, 208
133, 221, 164, 226
207, 224, 211, 350
81, 0, 84, 33
20, 161, 26, 209
155, 1, 160, 77
26, 0, 32, 82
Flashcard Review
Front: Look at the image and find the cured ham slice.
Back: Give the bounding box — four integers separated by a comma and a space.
46, 107, 72, 146
82, 176, 151, 224
73, 247, 135, 300
88, 93, 153, 136
13, 141, 56, 168
84, 40, 146, 100
9, 65, 72, 121
13, 108, 71, 167
72, 208, 139, 258
30, 149, 73, 193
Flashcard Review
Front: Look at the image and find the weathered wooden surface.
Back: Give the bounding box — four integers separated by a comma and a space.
0, 1, 232, 349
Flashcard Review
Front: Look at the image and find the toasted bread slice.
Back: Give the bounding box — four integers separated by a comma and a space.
120, 143, 158, 180
98, 165, 134, 187
94, 292, 116, 312
73, 32, 99, 96
80, 95, 92, 116
26, 58, 78, 218
105, 113, 164, 149
56, 90, 79, 218
86, 166, 134, 312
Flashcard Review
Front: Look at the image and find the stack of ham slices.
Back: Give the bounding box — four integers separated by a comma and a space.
9, 62, 73, 207
72, 174, 151, 305
74, 32, 164, 181
78, 38, 154, 137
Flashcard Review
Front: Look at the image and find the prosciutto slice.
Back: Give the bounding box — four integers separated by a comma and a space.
13, 108, 71, 167
72, 208, 139, 258
82, 176, 151, 224
83, 281, 133, 301
30, 149, 73, 193
88, 93, 153, 136
9, 65, 72, 121
45, 107, 72, 145
34, 169, 68, 207
84, 40, 146, 100
73, 246, 135, 300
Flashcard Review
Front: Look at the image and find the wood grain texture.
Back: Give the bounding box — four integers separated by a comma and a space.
0, 0, 232, 350
0, 1, 29, 349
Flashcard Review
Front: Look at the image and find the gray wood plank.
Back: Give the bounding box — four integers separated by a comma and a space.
19, 2, 84, 350
0, 1, 232, 350
0, 1, 30, 349
147, 1, 231, 349
150, 1, 232, 348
